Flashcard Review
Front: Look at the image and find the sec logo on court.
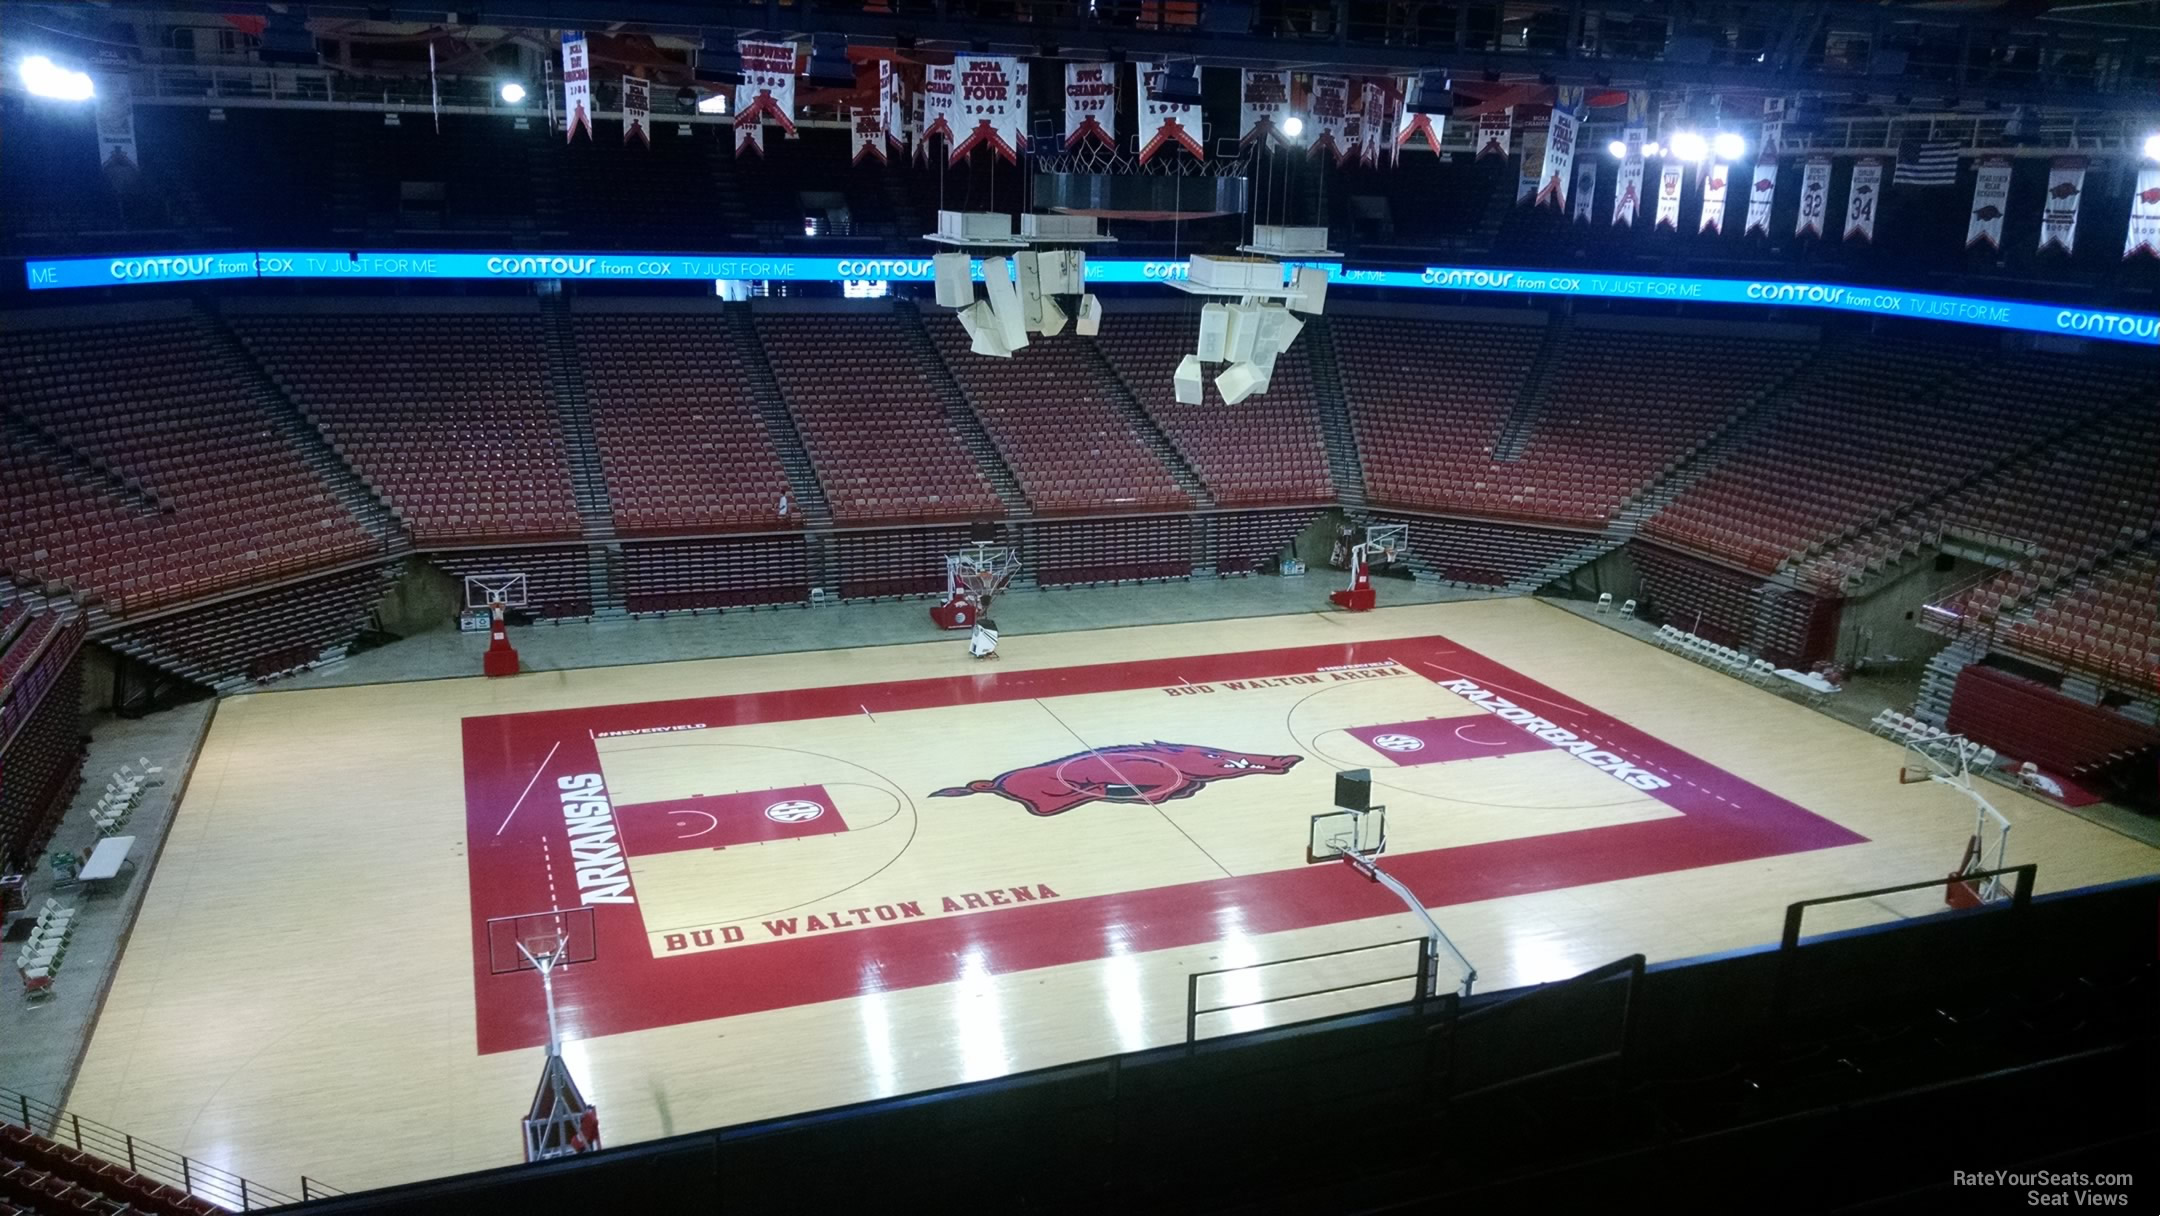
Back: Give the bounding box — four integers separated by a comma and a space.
764, 799, 826, 824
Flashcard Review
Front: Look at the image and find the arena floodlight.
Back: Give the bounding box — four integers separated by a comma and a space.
1711, 130, 1746, 161
696, 92, 728, 115
1607, 139, 1627, 159
2144, 132, 2160, 161
1643, 140, 1662, 156
20, 55, 94, 102
1280, 114, 1305, 139
498, 81, 527, 104
1669, 130, 1708, 162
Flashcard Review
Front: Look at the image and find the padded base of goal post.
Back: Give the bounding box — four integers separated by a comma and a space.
1330, 587, 1377, 612
929, 595, 979, 631
484, 635, 521, 677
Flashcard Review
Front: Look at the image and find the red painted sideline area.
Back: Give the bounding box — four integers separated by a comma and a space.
463, 636, 1866, 1053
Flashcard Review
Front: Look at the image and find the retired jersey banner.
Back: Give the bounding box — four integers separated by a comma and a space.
910, 86, 928, 164
561, 33, 593, 142
1516, 128, 1545, 203
2128, 168, 2160, 260
1612, 129, 1644, 227
1011, 62, 1030, 158
1699, 163, 1731, 234
1309, 75, 1348, 160
622, 75, 650, 146
951, 55, 1020, 163
1795, 158, 1830, 238
1240, 69, 1289, 145
93, 70, 137, 172
1065, 62, 1116, 149
1476, 110, 1510, 159
1136, 61, 1203, 163
1535, 106, 1578, 208
1573, 159, 1596, 222
735, 39, 798, 156
1844, 158, 1882, 242
922, 62, 955, 151
1967, 158, 2011, 250
880, 61, 904, 156
2038, 158, 2084, 254
1743, 143, 1777, 235
1654, 160, 1683, 230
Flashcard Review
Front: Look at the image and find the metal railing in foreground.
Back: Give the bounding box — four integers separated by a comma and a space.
1185, 935, 1433, 1049
0, 1085, 341, 1210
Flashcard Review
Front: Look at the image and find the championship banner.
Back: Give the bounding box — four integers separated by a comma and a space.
1240, 69, 1289, 146
735, 39, 799, 156
1573, 159, 1596, 223
561, 33, 592, 142
852, 105, 887, 164
1066, 63, 1116, 149
1698, 163, 1730, 234
1393, 76, 1440, 155
922, 62, 955, 151
1761, 96, 1786, 155
1743, 140, 1778, 236
951, 55, 1020, 163
1359, 82, 1386, 168
1516, 128, 1545, 203
1844, 158, 1882, 242
93, 70, 137, 172
1788, 157, 1830, 239
1136, 61, 1204, 164
1612, 128, 1644, 227
911, 87, 928, 164
2127, 168, 2160, 261
881, 60, 905, 156
1534, 105, 1578, 208
622, 76, 650, 146
1335, 85, 1362, 167
1475, 110, 1510, 159
1654, 160, 1683, 230
1011, 62, 1030, 159
1966, 157, 2011, 250
1309, 75, 1348, 160
2038, 158, 2085, 254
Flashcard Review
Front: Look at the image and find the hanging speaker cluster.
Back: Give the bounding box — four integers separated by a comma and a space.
1163, 227, 1333, 404
928, 211, 1106, 358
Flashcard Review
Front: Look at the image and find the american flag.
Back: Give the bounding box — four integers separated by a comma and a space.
1893, 138, 1959, 187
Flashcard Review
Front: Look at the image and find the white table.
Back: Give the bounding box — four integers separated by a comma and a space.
1774, 669, 1841, 695
77, 835, 136, 888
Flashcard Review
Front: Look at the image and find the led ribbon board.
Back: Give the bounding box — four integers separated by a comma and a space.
19, 251, 2158, 346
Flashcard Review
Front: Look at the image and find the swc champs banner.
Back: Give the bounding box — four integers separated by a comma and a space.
2129, 168, 2160, 261
1612, 129, 1644, 227
1535, 105, 1578, 208
94, 69, 137, 172
1394, 77, 1440, 155
1240, 69, 1289, 146
1795, 158, 1830, 238
1309, 75, 1348, 160
1744, 142, 1778, 236
2038, 158, 2084, 254
1654, 161, 1683, 230
1844, 159, 1882, 242
622, 76, 650, 146
1136, 61, 1203, 163
951, 55, 1020, 163
1699, 163, 1731, 234
1066, 63, 1115, 149
561, 34, 593, 142
1967, 158, 2011, 250
1476, 110, 1510, 159
735, 39, 798, 156
922, 62, 955, 153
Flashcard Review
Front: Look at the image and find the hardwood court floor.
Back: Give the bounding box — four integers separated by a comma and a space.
68, 598, 2160, 1195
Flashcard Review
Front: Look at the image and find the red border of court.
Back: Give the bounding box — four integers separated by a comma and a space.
462, 635, 1866, 1053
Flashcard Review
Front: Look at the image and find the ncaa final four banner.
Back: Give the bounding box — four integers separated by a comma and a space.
1475, 110, 1510, 159
950, 55, 1020, 163
560, 33, 593, 142
734, 39, 799, 156
1966, 157, 2012, 250
1612, 129, 1644, 227
1533, 88, 1579, 209
622, 76, 650, 147
2038, 157, 2084, 254
1308, 75, 1348, 161
2129, 168, 2160, 261
1744, 139, 1779, 236
1654, 160, 1683, 230
1698, 162, 1731, 234
1794, 158, 1831, 238
1239, 70, 1289, 146
1066, 63, 1116, 150
1844, 158, 1882, 242
1135, 61, 1204, 164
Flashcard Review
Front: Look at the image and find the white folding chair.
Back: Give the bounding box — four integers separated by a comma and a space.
1596, 592, 1612, 614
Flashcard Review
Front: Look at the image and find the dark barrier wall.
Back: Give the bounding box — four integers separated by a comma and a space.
1948, 664, 2160, 773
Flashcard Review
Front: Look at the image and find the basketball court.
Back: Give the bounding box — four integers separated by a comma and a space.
64, 597, 2160, 1193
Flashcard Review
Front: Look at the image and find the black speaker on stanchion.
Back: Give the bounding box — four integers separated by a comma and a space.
1335, 768, 1371, 812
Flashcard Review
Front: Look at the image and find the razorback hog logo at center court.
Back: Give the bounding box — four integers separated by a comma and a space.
933, 742, 1301, 816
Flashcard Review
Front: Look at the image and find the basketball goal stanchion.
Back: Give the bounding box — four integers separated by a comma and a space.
486, 909, 601, 1162
1307, 768, 1477, 998
464, 574, 528, 678
1330, 523, 1406, 614
1897, 735, 2014, 908
931, 542, 1020, 632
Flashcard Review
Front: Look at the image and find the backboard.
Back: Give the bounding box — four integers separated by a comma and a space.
486, 906, 598, 975
1897, 733, 1991, 786
1307, 806, 1386, 865
464, 572, 529, 611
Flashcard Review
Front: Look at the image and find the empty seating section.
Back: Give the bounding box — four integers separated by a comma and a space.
2, 319, 375, 613
1029, 517, 1192, 586
834, 527, 977, 599
1646, 343, 2129, 577
1945, 665, 2160, 776
0, 1124, 221, 1216
1216, 510, 1320, 575
1380, 518, 1595, 586
928, 320, 1189, 515
1507, 331, 1807, 524
433, 549, 593, 619
2006, 550, 2160, 688
1097, 317, 1334, 506
103, 566, 395, 686
622, 537, 809, 612
0, 608, 81, 751
1333, 318, 1541, 512
0, 648, 83, 871
572, 315, 794, 535
758, 315, 1002, 524
1815, 404, 2160, 599
237, 313, 581, 545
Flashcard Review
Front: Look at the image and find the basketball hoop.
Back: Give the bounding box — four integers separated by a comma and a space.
932, 543, 1021, 631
